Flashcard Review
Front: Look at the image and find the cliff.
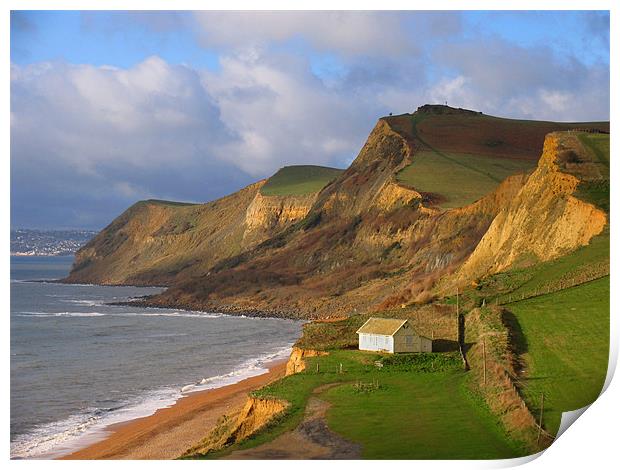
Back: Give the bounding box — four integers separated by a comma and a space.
64, 105, 609, 319
182, 396, 288, 456
455, 132, 607, 285
65, 171, 334, 286
243, 191, 317, 245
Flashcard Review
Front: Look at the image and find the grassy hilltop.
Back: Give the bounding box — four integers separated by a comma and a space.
260, 165, 343, 196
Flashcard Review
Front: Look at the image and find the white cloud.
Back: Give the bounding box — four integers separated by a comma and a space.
202, 49, 379, 175
11, 56, 233, 173
192, 11, 418, 58
10, 16, 609, 229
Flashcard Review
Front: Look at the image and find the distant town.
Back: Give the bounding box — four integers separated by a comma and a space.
10, 229, 97, 256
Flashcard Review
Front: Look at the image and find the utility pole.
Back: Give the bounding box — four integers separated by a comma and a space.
482, 339, 487, 386
455, 287, 460, 343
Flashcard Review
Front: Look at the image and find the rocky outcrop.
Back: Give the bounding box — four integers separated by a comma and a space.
372, 181, 421, 212
227, 397, 288, 443
455, 133, 607, 284
65, 181, 264, 286
317, 119, 414, 218
243, 192, 316, 243
182, 396, 288, 457
285, 348, 329, 376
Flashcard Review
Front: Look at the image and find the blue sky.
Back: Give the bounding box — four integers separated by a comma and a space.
10, 11, 610, 229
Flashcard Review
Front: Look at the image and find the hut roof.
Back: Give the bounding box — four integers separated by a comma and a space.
356, 317, 408, 336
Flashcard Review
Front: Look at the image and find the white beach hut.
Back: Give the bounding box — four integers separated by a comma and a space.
356, 317, 432, 354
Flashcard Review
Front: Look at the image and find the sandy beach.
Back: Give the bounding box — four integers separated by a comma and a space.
61, 360, 288, 460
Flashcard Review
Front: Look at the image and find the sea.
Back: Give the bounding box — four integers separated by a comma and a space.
10, 256, 303, 459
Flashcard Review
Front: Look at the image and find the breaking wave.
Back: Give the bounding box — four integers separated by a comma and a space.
10, 343, 294, 459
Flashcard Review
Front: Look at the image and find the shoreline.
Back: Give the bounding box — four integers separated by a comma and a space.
50, 278, 306, 320
60, 359, 288, 460
111, 298, 306, 320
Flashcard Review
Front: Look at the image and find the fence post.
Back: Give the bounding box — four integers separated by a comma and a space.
537, 393, 545, 444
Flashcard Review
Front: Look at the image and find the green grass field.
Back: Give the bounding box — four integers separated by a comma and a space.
260, 165, 343, 196
575, 133, 610, 212
393, 112, 535, 208
324, 370, 520, 459
396, 150, 533, 208
506, 277, 610, 435
578, 133, 610, 167
204, 350, 523, 459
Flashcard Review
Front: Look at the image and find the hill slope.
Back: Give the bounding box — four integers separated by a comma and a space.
64, 105, 609, 319
65, 165, 341, 286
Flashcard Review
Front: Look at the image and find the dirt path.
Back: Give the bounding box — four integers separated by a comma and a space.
225, 384, 361, 459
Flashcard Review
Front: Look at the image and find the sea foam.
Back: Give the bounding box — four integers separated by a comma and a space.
10, 343, 294, 459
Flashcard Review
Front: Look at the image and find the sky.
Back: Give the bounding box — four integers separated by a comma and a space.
10, 10, 610, 230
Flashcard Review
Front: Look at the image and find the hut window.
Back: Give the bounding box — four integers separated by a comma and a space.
406, 336, 413, 345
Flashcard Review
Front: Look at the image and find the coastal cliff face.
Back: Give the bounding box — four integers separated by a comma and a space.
285, 348, 329, 376
455, 133, 607, 285
182, 396, 288, 456
143, 113, 543, 316
65, 180, 323, 286
243, 192, 316, 244
64, 105, 609, 319
316, 119, 415, 218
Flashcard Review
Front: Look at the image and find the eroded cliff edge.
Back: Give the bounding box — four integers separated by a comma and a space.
63, 106, 609, 319
453, 132, 607, 287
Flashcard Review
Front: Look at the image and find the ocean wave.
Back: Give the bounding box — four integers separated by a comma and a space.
17, 311, 107, 317
117, 311, 223, 319
10, 386, 181, 459
188, 344, 294, 393
16, 310, 223, 319
10, 343, 294, 459
63, 299, 103, 307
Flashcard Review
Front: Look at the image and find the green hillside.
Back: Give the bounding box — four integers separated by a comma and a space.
260, 165, 343, 196
506, 277, 609, 435
389, 108, 608, 209
579, 133, 610, 166
458, 131, 610, 437
396, 150, 532, 208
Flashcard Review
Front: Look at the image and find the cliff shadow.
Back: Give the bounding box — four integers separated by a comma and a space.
432, 339, 460, 352
501, 308, 529, 377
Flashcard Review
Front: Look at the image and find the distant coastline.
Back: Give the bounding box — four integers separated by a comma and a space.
11, 229, 97, 257
11, 252, 77, 257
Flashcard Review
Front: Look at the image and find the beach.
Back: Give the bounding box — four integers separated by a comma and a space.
62, 359, 288, 460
